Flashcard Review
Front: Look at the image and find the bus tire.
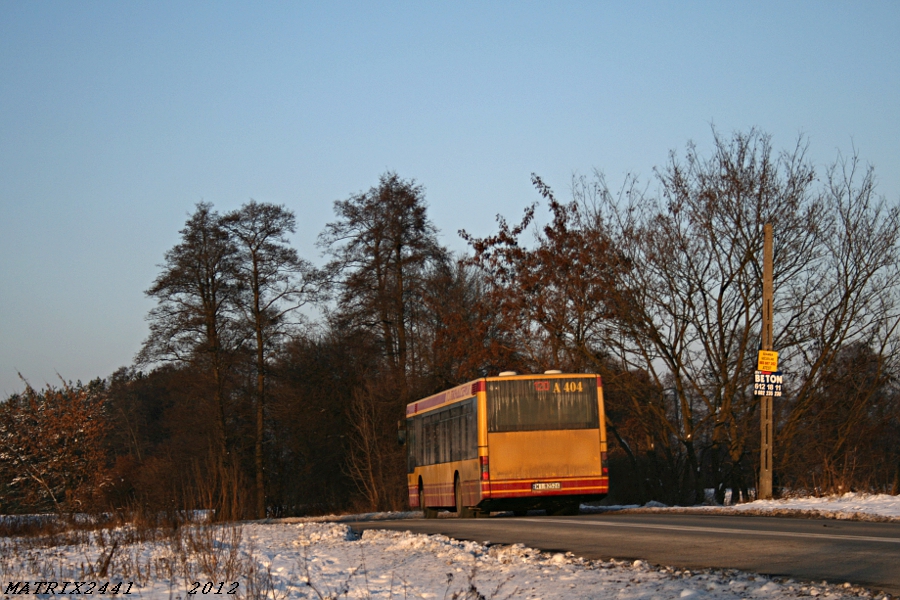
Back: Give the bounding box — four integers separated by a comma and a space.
419, 487, 437, 519
455, 476, 473, 518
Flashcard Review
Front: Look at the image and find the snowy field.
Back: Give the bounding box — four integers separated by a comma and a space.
1, 494, 898, 599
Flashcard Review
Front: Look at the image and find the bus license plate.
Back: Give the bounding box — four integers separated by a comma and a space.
532, 482, 561, 491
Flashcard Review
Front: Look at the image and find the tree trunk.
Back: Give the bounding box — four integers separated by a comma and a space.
209, 326, 230, 469
394, 241, 408, 397
684, 439, 704, 505
254, 266, 266, 520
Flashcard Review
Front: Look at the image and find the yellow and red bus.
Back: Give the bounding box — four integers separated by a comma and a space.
402, 371, 608, 517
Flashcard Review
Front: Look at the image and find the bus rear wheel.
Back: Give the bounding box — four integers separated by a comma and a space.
419, 487, 437, 519
455, 477, 473, 518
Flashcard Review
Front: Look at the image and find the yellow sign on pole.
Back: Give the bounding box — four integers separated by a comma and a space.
757, 350, 778, 372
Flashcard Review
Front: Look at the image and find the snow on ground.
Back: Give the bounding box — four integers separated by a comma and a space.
690, 493, 900, 521
590, 492, 900, 523
0, 520, 886, 600
1, 495, 897, 599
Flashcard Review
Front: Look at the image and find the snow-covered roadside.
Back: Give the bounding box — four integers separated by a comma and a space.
691, 492, 900, 521
248, 522, 885, 600
587, 492, 900, 522
2, 494, 899, 599
0, 520, 887, 600
296, 493, 900, 524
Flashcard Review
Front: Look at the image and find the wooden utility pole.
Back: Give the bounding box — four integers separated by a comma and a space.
759, 223, 774, 500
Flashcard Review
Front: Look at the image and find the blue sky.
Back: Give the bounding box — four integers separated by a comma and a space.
1, 2, 898, 395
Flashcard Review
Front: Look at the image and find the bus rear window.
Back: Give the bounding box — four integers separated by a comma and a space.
487, 378, 599, 432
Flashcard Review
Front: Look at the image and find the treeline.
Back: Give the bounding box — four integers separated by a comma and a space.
2, 129, 900, 517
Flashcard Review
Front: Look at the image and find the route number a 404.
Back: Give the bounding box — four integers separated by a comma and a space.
533, 380, 584, 393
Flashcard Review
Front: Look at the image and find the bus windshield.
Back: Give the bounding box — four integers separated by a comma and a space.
486, 377, 599, 432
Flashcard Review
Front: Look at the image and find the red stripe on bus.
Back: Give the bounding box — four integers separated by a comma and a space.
489, 477, 606, 487
406, 395, 445, 415
490, 487, 607, 499
487, 482, 608, 492
487, 478, 608, 497
487, 487, 608, 496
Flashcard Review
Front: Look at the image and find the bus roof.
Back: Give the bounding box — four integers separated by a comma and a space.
405, 378, 480, 417
405, 373, 599, 417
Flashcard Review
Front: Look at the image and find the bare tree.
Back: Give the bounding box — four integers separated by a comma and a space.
138, 203, 240, 480
563, 132, 900, 500
777, 153, 900, 490
319, 172, 446, 510
419, 258, 525, 386
783, 342, 900, 493
222, 200, 320, 519
344, 383, 393, 511
469, 129, 900, 503
463, 174, 623, 373
598, 129, 824, 503
319, 172, 444, 393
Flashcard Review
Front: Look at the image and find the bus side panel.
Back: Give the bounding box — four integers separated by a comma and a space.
414, 463, 453, 507
407, 473, 419, 507
598, 383, 609, 462
476, 388, 489, 504
412, 460, 480, 508
477, 388, 488, 448
458, 457, 481, 507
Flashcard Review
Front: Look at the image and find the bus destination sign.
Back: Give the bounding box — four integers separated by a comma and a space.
532, 379, 585, 393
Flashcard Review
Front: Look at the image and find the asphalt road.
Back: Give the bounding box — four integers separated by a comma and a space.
349, 512, 900, 595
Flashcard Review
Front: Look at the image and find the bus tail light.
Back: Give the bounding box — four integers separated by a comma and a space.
601, 452, 608, 476
480, 455, 490, 481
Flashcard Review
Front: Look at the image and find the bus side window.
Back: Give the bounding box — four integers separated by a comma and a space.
435, 413, 443, 463
437, 415, 445, 463
415, 399, 478, 467
423, 413, 434, 466
466, 398, 478, 458
450, 405, 462, 461
406, 418, 416, 473
446, 411, 454, 463
431, 413, 438, 465
415, 416, 424, 467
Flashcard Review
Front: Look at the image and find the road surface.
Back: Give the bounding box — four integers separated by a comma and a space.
349, 512, 900, 595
